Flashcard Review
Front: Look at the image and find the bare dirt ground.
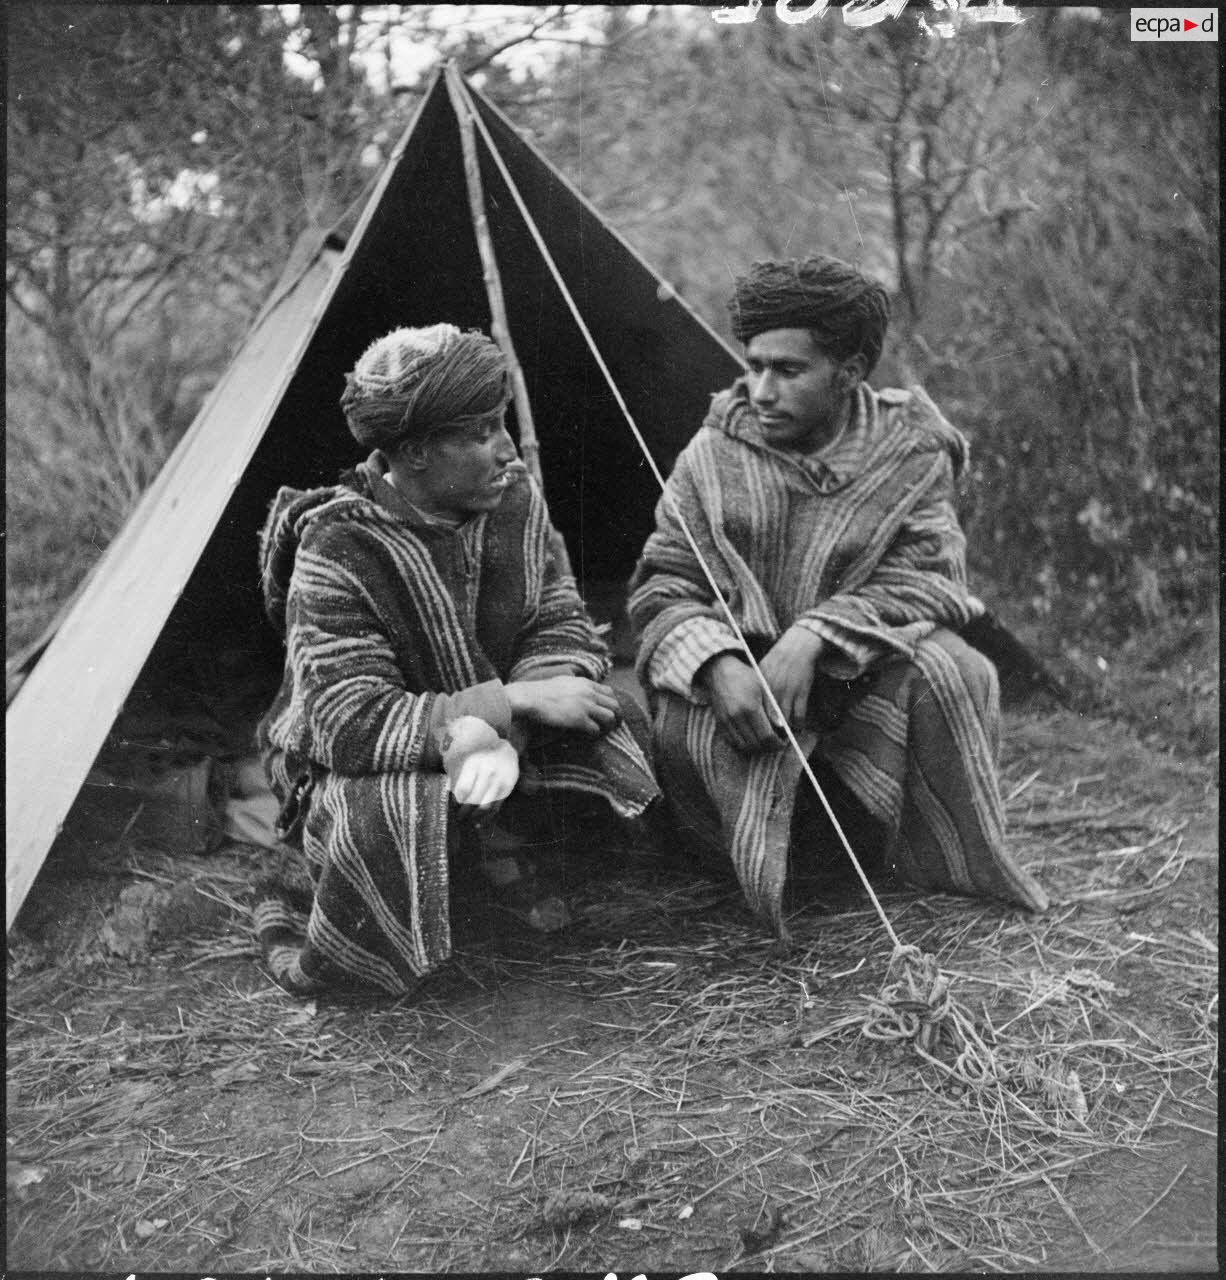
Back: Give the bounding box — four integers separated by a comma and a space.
7, 705, 1218, 1274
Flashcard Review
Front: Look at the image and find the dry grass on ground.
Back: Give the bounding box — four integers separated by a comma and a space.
6, 709, 1218, 1273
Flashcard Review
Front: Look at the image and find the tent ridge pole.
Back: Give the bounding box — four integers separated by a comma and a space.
444, 63, 573, 578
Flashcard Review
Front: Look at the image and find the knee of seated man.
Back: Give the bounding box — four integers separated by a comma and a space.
913, 626, 1000, 707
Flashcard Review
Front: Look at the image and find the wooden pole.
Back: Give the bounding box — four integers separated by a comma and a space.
444, 63, 573, 577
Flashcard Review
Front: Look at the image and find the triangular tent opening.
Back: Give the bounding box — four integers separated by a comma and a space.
5, 68, 743, 928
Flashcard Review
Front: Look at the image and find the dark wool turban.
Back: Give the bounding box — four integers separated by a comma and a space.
728, 255, 892, 376
341, 324, 509, 451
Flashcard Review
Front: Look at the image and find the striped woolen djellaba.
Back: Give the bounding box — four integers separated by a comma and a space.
629, 382, 1048, 935
255, 460, 659, 995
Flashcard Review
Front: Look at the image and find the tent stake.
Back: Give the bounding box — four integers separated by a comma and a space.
444, 63, 573, 577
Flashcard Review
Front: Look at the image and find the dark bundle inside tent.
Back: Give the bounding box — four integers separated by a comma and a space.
4, 66, 1065, 931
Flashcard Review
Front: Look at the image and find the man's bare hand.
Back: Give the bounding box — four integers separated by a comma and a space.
506, 675, 620, 735
700, 654, 784, 753
759, 625, 825, 728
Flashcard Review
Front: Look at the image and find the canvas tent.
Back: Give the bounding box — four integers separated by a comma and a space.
6, 66, 744, 929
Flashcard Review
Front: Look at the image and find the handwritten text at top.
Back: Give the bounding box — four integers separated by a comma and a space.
713, 0, 1025, 29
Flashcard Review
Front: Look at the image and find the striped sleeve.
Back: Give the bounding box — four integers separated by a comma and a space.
644, 615, 741, 701
285, 537, 513, 776
628, 442, 740, 694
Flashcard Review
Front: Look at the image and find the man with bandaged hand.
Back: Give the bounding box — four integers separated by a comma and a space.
254, 324, 660, 996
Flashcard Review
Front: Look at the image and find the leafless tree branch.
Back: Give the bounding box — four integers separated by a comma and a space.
460, 7, 575, 76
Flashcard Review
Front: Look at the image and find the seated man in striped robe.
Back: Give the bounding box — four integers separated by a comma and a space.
629, 254, 1047, 939
255, 324, 660, 995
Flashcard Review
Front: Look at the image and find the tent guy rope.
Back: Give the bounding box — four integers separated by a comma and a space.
449, 72, 1007, 1080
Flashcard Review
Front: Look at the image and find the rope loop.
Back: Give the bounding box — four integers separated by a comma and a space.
861, 946, 1000, 1087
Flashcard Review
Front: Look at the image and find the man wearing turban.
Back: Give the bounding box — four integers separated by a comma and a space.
629, 255, 1047, 938
255, 324, 660, 995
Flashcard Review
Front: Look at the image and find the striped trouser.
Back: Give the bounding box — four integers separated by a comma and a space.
652, 628, 1049, 936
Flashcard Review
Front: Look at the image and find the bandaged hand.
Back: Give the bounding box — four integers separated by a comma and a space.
440, 716, 520, 818
760, 625, 825, 729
